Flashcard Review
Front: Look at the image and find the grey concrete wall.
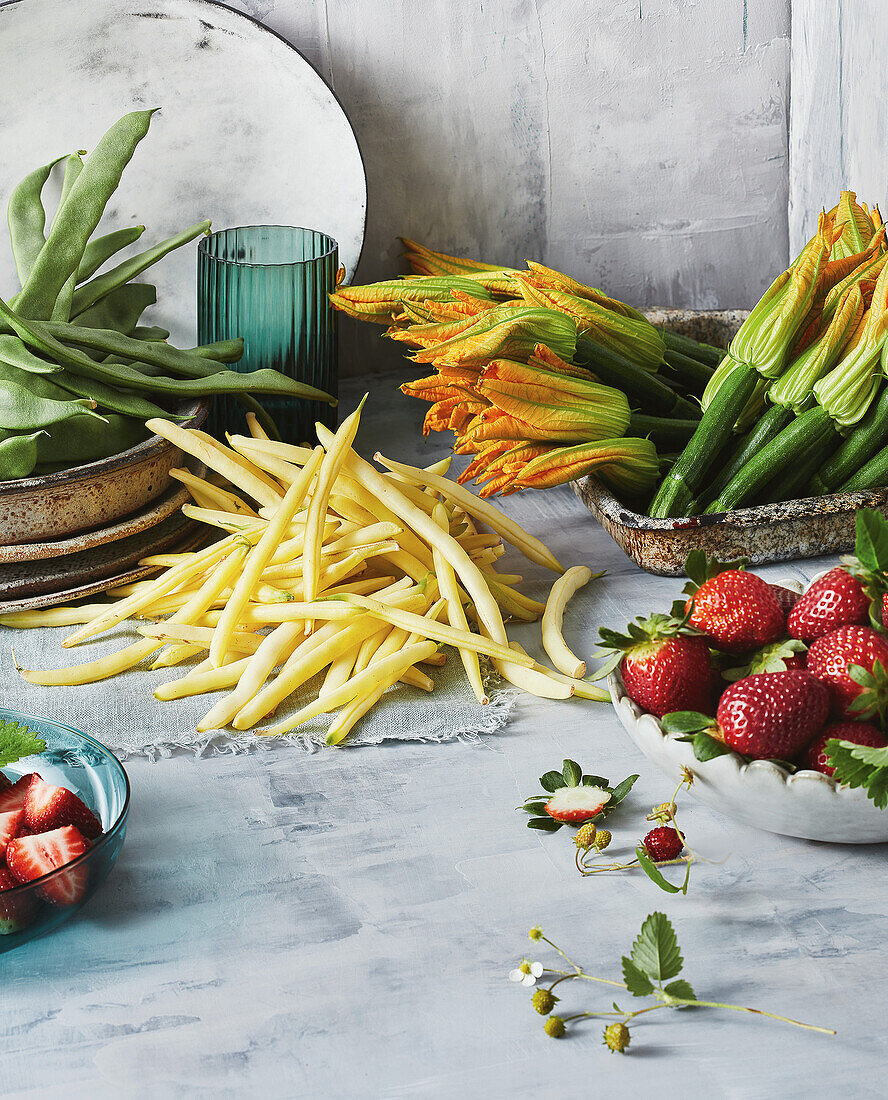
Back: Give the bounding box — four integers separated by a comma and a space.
790, 0, 887, 256
231, 0, 791, 374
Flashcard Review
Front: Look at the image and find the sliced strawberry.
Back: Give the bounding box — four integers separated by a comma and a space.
0, 774, 37, 815
0, 867, 37, 935
0, 810, 24, 851
23, 776, 102, 840
0, 772, 11, 792
544, 786, 611, 824
6, 826, 90, 906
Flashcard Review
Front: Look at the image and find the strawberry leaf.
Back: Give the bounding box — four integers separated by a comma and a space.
582, 774, 611, 787
527, 816, 563, 832
661, 711, 714, 735
629, 911, 683, 982
609, 774, 640, 805
825, 739, 888, 809
521, 802, 548, 815
854, 508, 888, 574
664, 979, 697, 1003
621, 956, 655, 997
675, 731, 733, 762
635, 845, 691, 895
562, 759, 582, 787
539, 770, 565, 793
682, 550, 747, 594
0, 719, 45, 769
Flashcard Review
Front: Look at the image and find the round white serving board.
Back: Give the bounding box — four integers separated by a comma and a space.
0, 0, 366, 346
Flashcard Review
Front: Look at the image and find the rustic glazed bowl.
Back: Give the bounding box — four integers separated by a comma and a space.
0, 399, 209, 547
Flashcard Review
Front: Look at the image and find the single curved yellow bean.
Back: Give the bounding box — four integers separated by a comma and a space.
542, 565, 595, 678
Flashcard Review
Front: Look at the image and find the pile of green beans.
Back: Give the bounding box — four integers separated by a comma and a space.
0, 109, 336, 481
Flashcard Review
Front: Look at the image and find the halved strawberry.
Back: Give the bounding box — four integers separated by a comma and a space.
0, 867, 37, 935
0, 810, 24, 850
0, 772, 11, 792
23, 776, 102, 840
6, 826, 90, 906
544, 786, 611, 824
0, 774, 37, 815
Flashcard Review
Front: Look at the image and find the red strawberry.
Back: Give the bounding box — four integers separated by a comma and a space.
0, 810, 24, 850
0, 867, 37, 935
715, 670, 829, 760
806, 625, 888, 718
598, 614, 712, 718
643, 826, 683, 862
787, 568, 869, 642
6, 826, 90, 906
544, 786, 611, 824
770, 584, 802, 617
686, 570, 784, 654
23, 777, 102, 840
0, 772, 11, 792
0, 774, 37, 815
803, 721, 887, 777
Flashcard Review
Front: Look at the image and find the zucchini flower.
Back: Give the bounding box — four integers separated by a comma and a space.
769, 283, 866, 412
329, 276, 494, 323
513, 437, 660, 496
410, 306, 578, 367
524, 262, 648, 322
458, 440, 519, 484
516, 279, 664, 372
813, 260, 888, 426
702, 212, 834, 413
830, 191, 879, 260
400, 237, 517, 278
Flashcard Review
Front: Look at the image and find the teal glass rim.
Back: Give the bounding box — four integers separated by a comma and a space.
0, 708, 131, 897
197, 225, 339, 269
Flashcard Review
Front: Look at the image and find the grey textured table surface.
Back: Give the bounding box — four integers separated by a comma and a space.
2, 376, 884, 1100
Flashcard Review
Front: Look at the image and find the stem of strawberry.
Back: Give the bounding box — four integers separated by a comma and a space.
664, 997, 836, 1035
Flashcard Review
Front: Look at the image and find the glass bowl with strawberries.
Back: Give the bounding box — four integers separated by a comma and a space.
0, 709, 130, 952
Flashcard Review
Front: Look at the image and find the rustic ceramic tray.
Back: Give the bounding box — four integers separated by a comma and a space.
573, 309, 888, 576
0, 399, 208, 546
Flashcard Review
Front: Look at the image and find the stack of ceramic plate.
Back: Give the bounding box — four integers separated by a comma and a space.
0, 401, 209, 614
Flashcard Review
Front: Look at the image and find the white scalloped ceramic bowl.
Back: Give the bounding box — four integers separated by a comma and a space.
608, 572, 888, 843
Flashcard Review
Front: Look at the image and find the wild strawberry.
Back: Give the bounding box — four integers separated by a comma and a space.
23, 776, 102, 841
642, 826, 683, 862
544, 786, 611, 824
803, 721, 887, 777
603, 1022, 631, 1053
685, 570, 784, 654
787, 568, 869, 642
806, 625, 888, 718
0, 867, 37, 936
597, 613, 712, 718
715, 670, 829, 760
6, 826, 90, 906
770, 584, 802, 617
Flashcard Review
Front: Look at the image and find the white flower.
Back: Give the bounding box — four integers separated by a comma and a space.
509, 959, 544, 987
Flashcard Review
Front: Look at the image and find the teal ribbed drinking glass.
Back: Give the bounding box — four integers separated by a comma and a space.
198, 226, 339, 441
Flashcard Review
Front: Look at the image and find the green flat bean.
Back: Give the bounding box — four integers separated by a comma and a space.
0, 377, 99, 429
71, 219, 210, 317
16, 109, 157, 319
0, 360, 70, 399
0, 431, 45, 479
0, 335, 61, 374
74, 282, 156, 334
7, 153, 66, 285
192, 338, 244, 363
131, 325, 170, 341
77, 224, 146, 283
50, 370, 174, 421
34, 413, 147, 464
50, 151, 86, 321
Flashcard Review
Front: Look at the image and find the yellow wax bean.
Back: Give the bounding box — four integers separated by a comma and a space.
147, 420, 283, 508
155, 656, 253, 701
209, 446, 324, 668
226, 435, 314, 466
17, 638, 162, 686
169, 467, 258, 516
432, 502, 487, 704
245, 411, 270, 441
542, 565, 595, 678
374, 453, 564, 573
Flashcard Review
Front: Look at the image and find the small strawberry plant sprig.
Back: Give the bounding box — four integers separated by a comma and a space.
825, 739, 888, 807
519, 759, 639, 832
513, 912, 835, 1048
576, 769, 699, 894
0, 718, 45, 768
842, 508, 888, 629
